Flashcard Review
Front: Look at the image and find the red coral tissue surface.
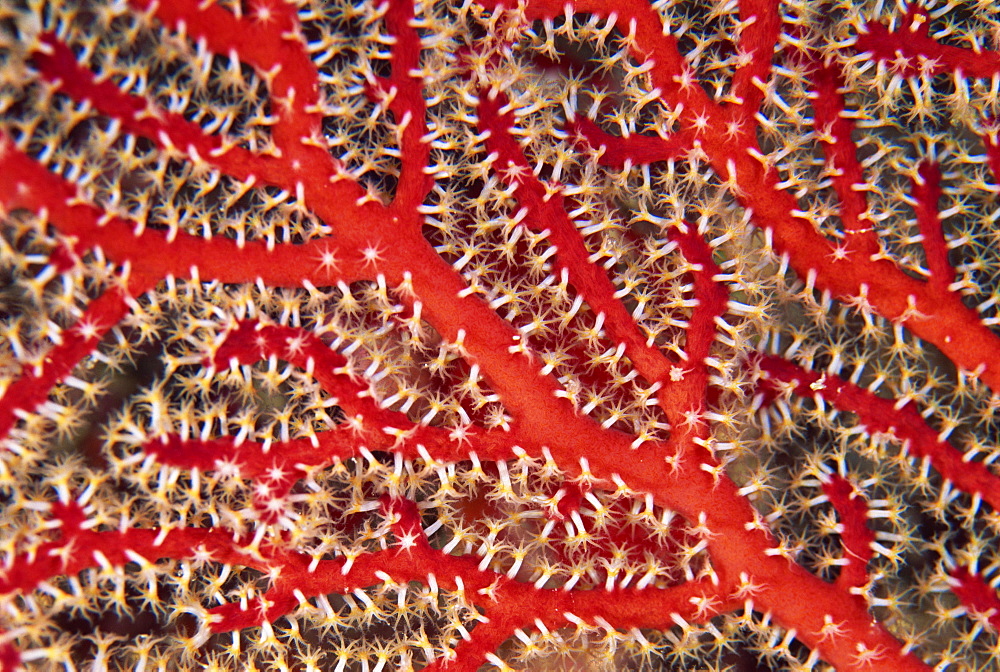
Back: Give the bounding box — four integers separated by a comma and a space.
2, 0, 1000, 670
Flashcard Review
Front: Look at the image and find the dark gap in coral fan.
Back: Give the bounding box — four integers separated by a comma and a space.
71, 343, 164, 471
721, 645, 774, 671
46, 567, 182, 656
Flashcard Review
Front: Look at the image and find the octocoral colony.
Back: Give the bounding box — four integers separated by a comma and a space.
2, 0, 1000, 670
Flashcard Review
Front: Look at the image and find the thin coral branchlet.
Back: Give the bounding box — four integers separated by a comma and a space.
4, 0, 1000, 671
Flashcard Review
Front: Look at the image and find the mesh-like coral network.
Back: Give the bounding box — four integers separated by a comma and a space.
2, 0, 1000, 670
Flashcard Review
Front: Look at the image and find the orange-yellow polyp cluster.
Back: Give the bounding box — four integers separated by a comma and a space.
2, 0, 1000, 670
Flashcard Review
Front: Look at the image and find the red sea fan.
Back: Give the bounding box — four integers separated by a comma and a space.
2, 0, 1000, 670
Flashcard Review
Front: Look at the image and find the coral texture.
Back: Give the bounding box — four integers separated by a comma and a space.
2, 0, 1000, 670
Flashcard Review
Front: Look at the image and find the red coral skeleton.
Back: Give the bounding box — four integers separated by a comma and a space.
2, 0, 1000, 670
